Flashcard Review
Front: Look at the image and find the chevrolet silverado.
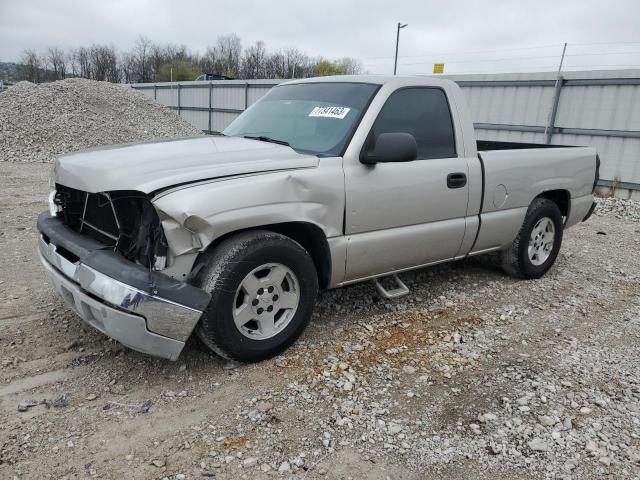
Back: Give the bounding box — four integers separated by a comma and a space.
37, 76, 599, 362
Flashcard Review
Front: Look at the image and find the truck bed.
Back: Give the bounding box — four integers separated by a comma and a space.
470, 144, 597, 255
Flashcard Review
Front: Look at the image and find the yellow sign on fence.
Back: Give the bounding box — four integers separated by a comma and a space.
433, 63, 445, 74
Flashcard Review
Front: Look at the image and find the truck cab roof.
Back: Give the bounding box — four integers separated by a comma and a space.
281, 74, 456, 89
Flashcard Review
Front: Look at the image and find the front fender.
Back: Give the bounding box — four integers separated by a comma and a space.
152, 159, 345, 270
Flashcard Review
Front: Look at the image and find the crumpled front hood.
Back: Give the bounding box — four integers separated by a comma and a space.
54, 136, 319, 194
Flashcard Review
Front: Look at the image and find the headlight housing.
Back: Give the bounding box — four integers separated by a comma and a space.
52, 185, 168, 270
48, 190, 61, 217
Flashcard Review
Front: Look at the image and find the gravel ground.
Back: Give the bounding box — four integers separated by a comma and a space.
0, 79, 201, 163
0, 162, 638, 479
595, 196, 640, 222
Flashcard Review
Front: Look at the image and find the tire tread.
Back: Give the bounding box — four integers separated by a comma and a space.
501, 198, 563, 279
192, 230, 317, 362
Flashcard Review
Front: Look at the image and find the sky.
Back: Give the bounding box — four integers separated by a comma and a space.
1, 0, 640, 75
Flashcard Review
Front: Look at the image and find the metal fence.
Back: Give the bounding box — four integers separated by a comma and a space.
447, 69, 640, 192
131, 80, 279, 134
131, 69, 640, 192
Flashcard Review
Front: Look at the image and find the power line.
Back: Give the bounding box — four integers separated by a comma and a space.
566, 51, 640, 57
570, 41, 640, 47
359, 43, 564, 60
362, 41, 640, 75
364, 54, 564, 67
364, 51, 640, 68
361, 41, 640, 63
364, 53, 640, 72
563, 63, 640, 68
379, 64, 640, 75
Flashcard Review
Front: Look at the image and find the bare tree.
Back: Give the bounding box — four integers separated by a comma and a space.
336, 57, 363, 75
73, 47, 92, 79
46, 47, 66, 80
90, 46, 106, 81
132, 36, 153, 82
88, 45, 119, 82
262, 48, 310, 79
284, 48, 311, 78
214, 34, 242, 77
119, 52, 136, 84
200, 45, 218, 73
148, 43, 191, 81
67, 50, 79, 77
102, 45, 119, 82
269, 52, 282, 78
149, 44, 165, 81
17, 35, 361, 84
21, 50, 43, 83
242, 41, 267, 79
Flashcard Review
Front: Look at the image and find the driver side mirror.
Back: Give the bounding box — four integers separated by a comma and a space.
360, 132, 418, 165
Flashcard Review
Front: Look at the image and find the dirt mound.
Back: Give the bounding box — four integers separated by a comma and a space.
0, 78, 202, 163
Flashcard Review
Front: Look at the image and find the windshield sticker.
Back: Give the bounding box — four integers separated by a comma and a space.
308, 106, 351, 119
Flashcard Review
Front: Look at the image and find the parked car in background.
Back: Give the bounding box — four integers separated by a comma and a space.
38, 75, 599, 363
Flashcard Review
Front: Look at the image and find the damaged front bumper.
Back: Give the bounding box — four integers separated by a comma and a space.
36, 212, 211, 360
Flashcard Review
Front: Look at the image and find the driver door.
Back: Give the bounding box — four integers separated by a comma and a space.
343, 87, 470, 281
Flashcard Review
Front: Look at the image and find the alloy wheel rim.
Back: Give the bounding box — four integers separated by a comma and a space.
232, 263, 300, 340
528, 217, 555, 266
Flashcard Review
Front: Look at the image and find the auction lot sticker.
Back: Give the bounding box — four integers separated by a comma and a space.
308, 106, 351, 119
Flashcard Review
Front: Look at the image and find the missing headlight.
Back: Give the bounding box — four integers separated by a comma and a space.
55, 185, 168, 269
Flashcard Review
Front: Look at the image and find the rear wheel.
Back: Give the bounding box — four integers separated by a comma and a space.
192, 230, 318, 362
501, 198, 563, 279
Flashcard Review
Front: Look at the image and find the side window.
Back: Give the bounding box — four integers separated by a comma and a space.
368, 88, 456, 160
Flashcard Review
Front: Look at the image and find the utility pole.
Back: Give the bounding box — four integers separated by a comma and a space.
544, 42, 568, 144
394, 22, 408, 75
555, 42, 568, 80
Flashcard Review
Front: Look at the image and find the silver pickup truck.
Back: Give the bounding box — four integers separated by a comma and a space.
37, 76, 599, 362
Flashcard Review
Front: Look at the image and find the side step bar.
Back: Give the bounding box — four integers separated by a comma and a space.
373, 274, 410, 299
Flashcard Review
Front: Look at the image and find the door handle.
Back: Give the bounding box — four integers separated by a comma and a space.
447, 172, 467, 189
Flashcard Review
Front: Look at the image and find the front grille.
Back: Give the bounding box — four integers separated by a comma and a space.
54, 184, 167, 268
54, 186, 119, 245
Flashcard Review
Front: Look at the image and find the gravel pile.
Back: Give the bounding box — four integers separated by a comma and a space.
595, 196, 640, 222
0, 78, 202, 163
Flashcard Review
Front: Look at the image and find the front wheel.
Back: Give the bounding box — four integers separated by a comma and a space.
192, 231, 318, 362
501, 198, 564, 279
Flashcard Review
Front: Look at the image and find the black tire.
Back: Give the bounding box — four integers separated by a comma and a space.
501, 198, 564, 279
191, 230, 318, 362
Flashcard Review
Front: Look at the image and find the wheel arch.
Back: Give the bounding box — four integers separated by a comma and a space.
191, 221, 332, 290
534, 189, 570, 220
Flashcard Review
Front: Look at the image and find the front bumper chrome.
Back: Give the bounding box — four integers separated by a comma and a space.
37, 212, 210, 360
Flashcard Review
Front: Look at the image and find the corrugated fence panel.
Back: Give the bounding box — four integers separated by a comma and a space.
248, 86, 276, 107
155, 87, 178, 108
180, 86, 210, 108
212, 112, 242, 132
180, 109, 209, 132
557, 84, 640, 131
136, 88, 155, 100
212, 86, 246, 110
460, 85, 555, 126
476, 128, 546, 144
132, 71, 640, 188
553, 133, 640, 183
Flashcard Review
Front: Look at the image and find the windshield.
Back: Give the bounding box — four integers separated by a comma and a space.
223, 82, 379, 156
